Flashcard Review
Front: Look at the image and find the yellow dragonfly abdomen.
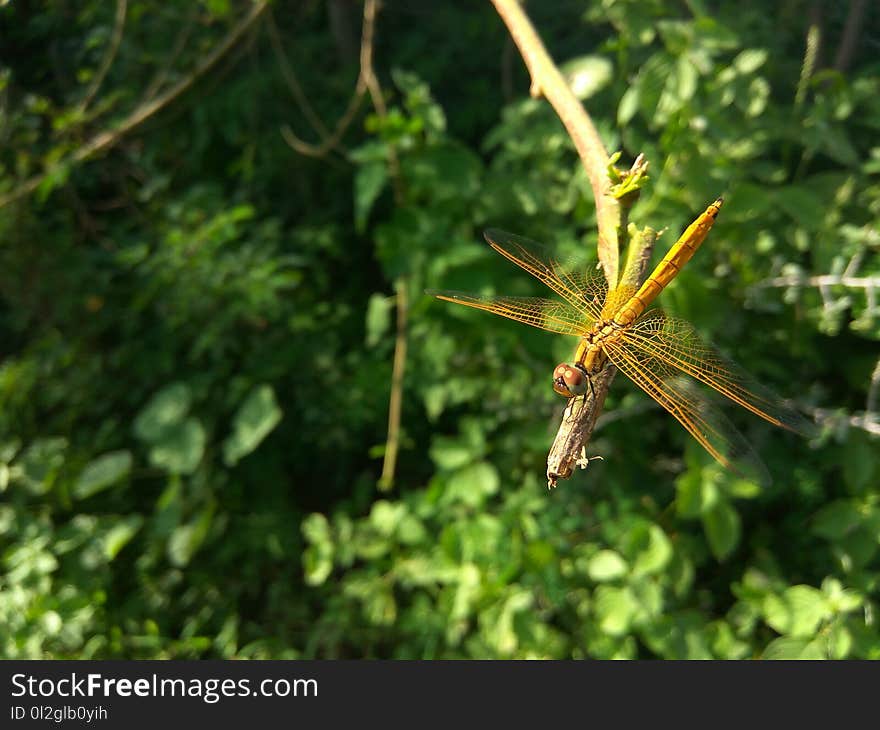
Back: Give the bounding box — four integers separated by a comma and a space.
612, 198, 723, 327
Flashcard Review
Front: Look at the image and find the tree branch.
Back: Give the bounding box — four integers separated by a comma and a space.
0, 0, 269, 210
491, 0, 620, 283
276, 0, 372, 159
361, 0, 407, 492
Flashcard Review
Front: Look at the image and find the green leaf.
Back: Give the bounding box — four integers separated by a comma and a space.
222, 385, 283, 466
617, 85, 639, 125
842, 432, 878, 493
303, 542, 334, 586
444, 461, 500, 507
821, 577, 863, 614
762, 636, 826, 660
354, 160, 388, 233
709, 621, 751, 659
702, 499, 740, 560
167, 505, 214, 567
674, 469, 703, 517
562, 55, 613, 100
639, 613, 713, 659
204, 0, 231, 16
134, 382, 192, 442
812, 500, 863, 540
302, 513, 334, 586
594, 585, 639, 637
370, 500, 405, 537
103, 515, 144, 560
429, 436, 475, 470
365, 293, 392, 347
632, 525, 673, 577
763, 585, 829, 637
148, 418, 205, 475
774, 187, 825, 230
587, 550, 629, 582
675, 54, 698, 101
482, 588, 533, 656
73, 451, 132, 499
302, 513, 331, 545
0, 438, 21, 464
17, 437, 67, 494
733, 48, 768, 74
397, 514, 427, 545
824, 622, 853, 659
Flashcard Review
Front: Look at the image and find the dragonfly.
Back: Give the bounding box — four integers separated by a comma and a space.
428, 199, 814, 483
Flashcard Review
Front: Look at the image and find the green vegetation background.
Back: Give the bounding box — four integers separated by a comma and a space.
1, 0, 878, 659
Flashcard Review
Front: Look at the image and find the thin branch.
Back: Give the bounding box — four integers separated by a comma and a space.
811, 407, 880, 437
276, 2, 370, 159
79, 0, 128, 112
0, 0, 269, 210
379, 281, 408, 491
142, 8, 197, 102
359, 0, 390, 124
491, 0, 620, 284
757, 274, 880, 289
267, 9, 332, 140
833, 0, 867, 74
358, 0, 407, 492
279, 77, 366, 158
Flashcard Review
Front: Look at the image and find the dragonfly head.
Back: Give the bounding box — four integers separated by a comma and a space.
553, 363, 589, 398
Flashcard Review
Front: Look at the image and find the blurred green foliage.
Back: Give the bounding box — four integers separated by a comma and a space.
0, 0, 878, 659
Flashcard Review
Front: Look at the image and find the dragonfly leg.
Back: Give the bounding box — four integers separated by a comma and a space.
576, 448, 604, 470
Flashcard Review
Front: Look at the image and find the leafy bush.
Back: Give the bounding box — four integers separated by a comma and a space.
0, 0, 877, 659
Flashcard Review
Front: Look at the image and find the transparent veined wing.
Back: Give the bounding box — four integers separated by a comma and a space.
482, 229, 608, 319
425, 292, 590, 337
603, 333, 773, 485
618, 310, 816, 437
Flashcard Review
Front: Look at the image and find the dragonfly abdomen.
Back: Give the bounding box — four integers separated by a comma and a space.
613, 198, 723, 327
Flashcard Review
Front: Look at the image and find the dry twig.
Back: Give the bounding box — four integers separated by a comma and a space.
276, 0, 377, 159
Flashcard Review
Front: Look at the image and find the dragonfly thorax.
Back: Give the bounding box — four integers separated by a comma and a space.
552, 321, 624, 398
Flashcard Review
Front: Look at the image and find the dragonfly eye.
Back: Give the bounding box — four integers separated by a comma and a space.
553, 363, 588, 397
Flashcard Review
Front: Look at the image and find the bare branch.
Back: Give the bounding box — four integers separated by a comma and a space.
811, 407, 880, 437
267, 10, 332, 141
758, 274, 880, 290
833, 0, 867, 73
276, 1, 375, 159
356, 0, 406, 491
379, 281, 408, 492
490, 0, 620, 283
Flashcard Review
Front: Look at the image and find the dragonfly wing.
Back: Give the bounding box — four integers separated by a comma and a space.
619, 310, 816, 437
426, 291, 590, 337
603, 336, 772, 485
482, 229, 607, 319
